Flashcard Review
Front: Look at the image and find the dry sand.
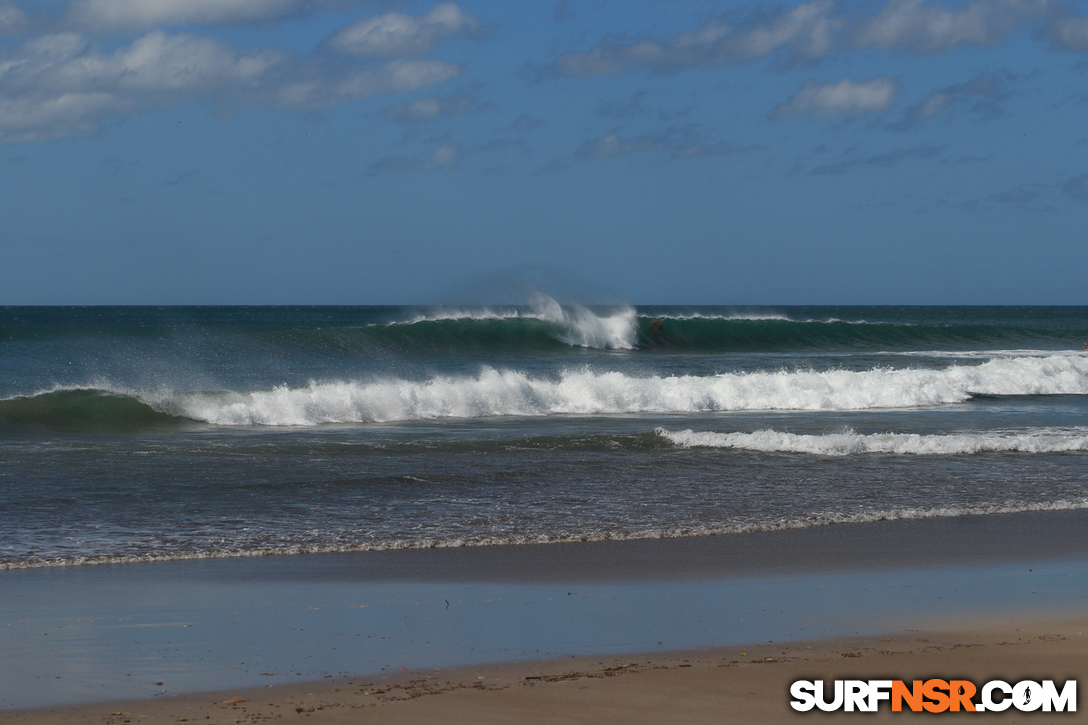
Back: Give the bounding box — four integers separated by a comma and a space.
4, 616, 1083, 724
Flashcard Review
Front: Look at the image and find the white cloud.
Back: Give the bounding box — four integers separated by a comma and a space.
267, 59, 459, 109
0, 32, 282, 97
0, 92, 125, 143
0, 2, 26, 35
551, 0, 838, 76
384, 92, 476, 123
898, 71, 1015, 127
853, 0, 1054, 53
389, 96, 446, 121
775, 77, 897, 118
64, 0, 316, 31
545, 0, 1060, 76
0, 31, 459, 142
425, 141, 458, 169
1040, 15, 1088, 53
325, 4, 478, 58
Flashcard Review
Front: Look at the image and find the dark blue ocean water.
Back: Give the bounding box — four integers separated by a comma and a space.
2, 303, 1087, 568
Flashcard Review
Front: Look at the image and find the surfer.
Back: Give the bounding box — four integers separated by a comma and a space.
650, 318, 664, 335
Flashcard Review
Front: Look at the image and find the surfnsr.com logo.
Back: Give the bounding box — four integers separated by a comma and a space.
790, 679, 1077, 713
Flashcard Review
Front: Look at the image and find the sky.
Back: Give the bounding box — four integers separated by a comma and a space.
1, 0, 1087, 305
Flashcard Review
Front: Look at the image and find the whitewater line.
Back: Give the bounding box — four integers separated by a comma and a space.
5, 498, 1087, 570
657, 427, 1088, 456
150, 354, 1087, 426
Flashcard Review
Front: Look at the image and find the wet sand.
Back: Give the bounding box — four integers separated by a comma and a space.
3, 616, 1084, 723
2, 510, 1087, 717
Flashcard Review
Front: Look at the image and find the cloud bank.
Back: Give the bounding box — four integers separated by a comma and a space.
776, 77, 897, 118
851, 0, 1055, 53
63, 0, 325, 32
1040, 14, 1088, 53
0, 3, 472, 142
544, 0, 1059, 77
550, 1, 838, 75
324, 3, 479, 58
897, 70, 1016, 128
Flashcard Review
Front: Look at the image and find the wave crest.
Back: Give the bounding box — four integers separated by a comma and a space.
5, 353, 1086, 429
166, 354, 1086, 425
657, 426, 1088, 456
390, 295, 638, 350
369, 304, 1077, 353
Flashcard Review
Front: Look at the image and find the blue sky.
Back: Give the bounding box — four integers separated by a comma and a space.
1, 0, 1086, 305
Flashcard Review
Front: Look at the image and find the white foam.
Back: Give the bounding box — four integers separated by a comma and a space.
894, 349, 1073, 359
650, 312, 795, 321
657, 427, 1088, 456
6, 498, 1087, 570
395, 307, 526, 323
142, 353, 1088, 426
646, 312, 894, 325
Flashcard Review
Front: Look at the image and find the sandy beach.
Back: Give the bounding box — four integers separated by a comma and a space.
3, 616, 1084, 723
2, 510, 1087, 721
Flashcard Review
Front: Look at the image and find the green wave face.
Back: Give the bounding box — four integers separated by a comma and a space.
358, 317, 575, 352
0, 389, 188, 433
251, 316, 1074, 354
3, 307, 1082, 356
634, 316, 1067, 352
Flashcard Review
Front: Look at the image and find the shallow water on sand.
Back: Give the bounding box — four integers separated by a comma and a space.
2, 518, 1086, 710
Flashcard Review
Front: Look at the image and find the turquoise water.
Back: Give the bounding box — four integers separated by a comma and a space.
2, 303, 1087, 567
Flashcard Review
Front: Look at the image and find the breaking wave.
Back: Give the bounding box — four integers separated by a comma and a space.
354, 309, 1078, 353
6, 302, 1080, 354
3, 353, 1087, 430
392, 296, 639, 350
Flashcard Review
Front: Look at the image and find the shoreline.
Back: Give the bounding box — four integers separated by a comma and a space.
3, 614, 1084, 723
2, 510, 1087, 713
7, 506, 1088, 578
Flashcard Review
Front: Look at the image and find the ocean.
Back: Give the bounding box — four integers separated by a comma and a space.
2, 303, 1087, 570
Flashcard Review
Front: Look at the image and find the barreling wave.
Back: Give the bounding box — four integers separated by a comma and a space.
5, 353, 1087, 431
5, 498, 1087, 570
375, 302, 638, 350
657, 427, 1088, 456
